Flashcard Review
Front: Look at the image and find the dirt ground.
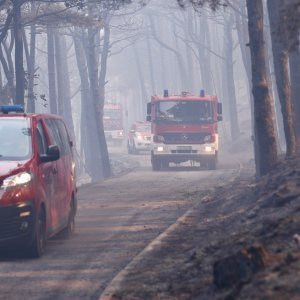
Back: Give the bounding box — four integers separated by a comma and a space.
0, 145, 242, 300
100, 157, 300, 300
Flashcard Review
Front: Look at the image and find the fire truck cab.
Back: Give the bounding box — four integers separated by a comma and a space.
147, 90, 222, 170
103, 103, 124, 146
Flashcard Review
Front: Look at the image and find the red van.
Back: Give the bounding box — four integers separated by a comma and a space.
0, 105, 77, 257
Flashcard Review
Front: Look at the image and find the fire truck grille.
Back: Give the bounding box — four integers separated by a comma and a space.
171, 150, 198, 154
162, 132, 210, 144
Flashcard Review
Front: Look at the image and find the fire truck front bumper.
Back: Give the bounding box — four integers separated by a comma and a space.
152, 143, 217, 163
105, 130, 124, 141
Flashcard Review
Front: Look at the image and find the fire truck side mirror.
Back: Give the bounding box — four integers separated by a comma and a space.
146, 115, 151, 122
217, 103, 222, 115
217, 115, 223, 121
147, 102, 151, 115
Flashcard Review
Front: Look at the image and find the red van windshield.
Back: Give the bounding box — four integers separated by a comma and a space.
0, 118, 32, 161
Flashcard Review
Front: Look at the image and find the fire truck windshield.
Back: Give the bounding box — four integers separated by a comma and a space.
136, 124, 151, 132
155, 100, 213, 124
104, 109, 122, 120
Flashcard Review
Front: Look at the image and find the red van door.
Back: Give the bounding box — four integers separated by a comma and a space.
44, 119, 69, 229
35, 120, 59, 232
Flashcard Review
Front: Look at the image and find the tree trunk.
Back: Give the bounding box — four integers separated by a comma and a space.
224, 12, 240, 141
149, 14, 187, 92
290, 51, 300, 153
13, 0, 24, 105
73, 30, 94, 177
262, 1, 283, 153
59, 34, 75, 139
23, 15, 36, 113
98, 17, 112, 178
0, 42, 14, 102
133, 44, 148, 118
47, 26, 58, 114
198, 13, 213, 94
86, 7, 106, 181
246, 0, 278, 176
234, 0, 255, 135
146, 35, 156, 94
172, 21, 188, 91
185, 8, 196, 93
54, 30, 64, 116
267, 0, 297, 158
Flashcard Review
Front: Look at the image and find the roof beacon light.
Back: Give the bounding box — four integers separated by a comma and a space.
200, 89, 205, 97
163, 89, 169, 97
0, 105, 25, 114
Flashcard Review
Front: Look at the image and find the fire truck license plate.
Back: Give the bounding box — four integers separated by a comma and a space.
177, 146, 192, 151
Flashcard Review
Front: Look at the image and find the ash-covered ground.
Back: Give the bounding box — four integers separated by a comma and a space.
101, 154, 300, 300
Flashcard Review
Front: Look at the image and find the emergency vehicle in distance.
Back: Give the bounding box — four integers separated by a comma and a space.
127, 121, 152, 154
103, 103, 124, 146
146, 90, 222, 171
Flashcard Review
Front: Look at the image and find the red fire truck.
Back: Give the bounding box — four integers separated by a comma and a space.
103, 103, 124, 146
146, 90, 222, 170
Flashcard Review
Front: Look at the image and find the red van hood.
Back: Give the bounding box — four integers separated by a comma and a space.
0, 160, 28, 178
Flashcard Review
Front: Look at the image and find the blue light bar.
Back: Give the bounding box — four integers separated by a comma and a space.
163, 89, 169, 97
200, 89, 205, 97
0, 105, 25, 114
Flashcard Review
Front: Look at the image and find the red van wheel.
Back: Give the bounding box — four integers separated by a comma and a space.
67, 206, 76, 236
61, 202, 76, 238
27, 211, 46, 258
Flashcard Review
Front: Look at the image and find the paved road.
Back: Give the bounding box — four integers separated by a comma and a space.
0, 148, 240, 300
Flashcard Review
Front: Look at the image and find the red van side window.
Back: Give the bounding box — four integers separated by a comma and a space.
36, 121, 47, 155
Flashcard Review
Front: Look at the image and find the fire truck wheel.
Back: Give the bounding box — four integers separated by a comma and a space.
127, 142, 132, 154
152, 157, 161, 171
132, 142, 139, 155
207, 155, 218, 170
161, 160, 169, 169
114, 140, 122, 147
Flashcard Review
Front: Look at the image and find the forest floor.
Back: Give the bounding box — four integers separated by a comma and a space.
101, 151, 300, 300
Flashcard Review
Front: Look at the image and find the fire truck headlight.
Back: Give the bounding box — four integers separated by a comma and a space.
153, 135, 165, 143
157, 146, 165, 152
204, 135, 211, 143
136, 133, 143, 140
205, 146, 213, 152
118, 131, 124, 136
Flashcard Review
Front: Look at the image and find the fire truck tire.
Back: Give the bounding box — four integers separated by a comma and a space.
114, 140, 123, 147
152, 156, 161, 171
161, 160, 169, 169
207, 154, 218, 170
132, 142, 139, 155
127, 142, 132, 154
